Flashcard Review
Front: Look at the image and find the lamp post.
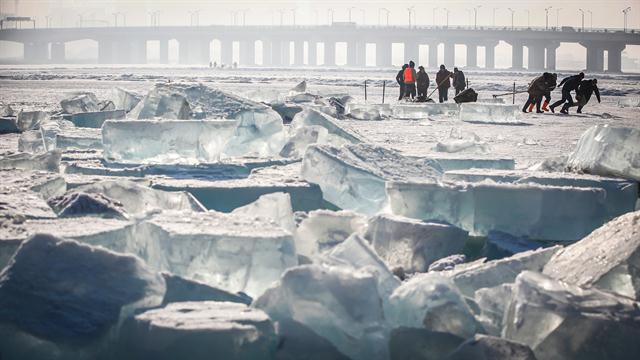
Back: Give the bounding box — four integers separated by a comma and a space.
524, 9, 530, 27
492, 7, 498, 27
378, 8, 390, 26
278, 9, 285, 25
444, 8, 450, 28
188, 10, 200, 26
407, 6, 415, 28
587, 10, 592, 30
507, 8, 515, 30
432, 7, 439, 26
291, 8, 296, 25
327, 8, 334, 24
348, 7, 355, 22
556, 8, 562, 28
578, 8, 585, 31
473, 5, 481, 29
544, 6, 552, 30
623, 7, 631, 32
359, 8, 366, 25
45, 15, 51, 28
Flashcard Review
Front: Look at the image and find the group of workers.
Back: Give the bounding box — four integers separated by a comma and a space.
523, 71, 601, 115
396, 61, 467, 103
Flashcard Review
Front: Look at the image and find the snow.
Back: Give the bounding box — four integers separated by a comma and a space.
567, 124, 640, 181
295, 209, 367, 258
459, 103, 523, 124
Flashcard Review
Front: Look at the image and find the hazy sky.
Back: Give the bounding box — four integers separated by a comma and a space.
2, 0, 638, 29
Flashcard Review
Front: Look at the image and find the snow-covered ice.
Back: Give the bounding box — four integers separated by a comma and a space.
48, 191, 129, 219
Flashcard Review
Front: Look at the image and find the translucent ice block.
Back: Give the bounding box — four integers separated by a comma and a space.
459, 103, 522, 124
291, 108, 364, 143
223, 108, 287, 158
392, 103, 459, 119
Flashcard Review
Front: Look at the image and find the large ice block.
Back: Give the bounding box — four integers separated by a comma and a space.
473, 284, 513, 336
273, 318, 351, 360
161, 273, 251, 305
445, 334, 537, 360
102, 119, 236, 164
295, 209, 367, 258
392, 103, 459, 119
280, 125, 330, 158
291, 108, 364, 143
117, 301, 277, 360
109, 87, 142, 112
60, 93, 100, 114
365, 214, 468, 273
0, 150, 61, 172
0, 234, 165, 347
567, 125, 640, 181
504, 271, 640, 360
346, 103, 392, 121
302, 143, 442, 215
128, 85, 191, 119
223, 108, 287, 158
231, 192, 296, 233
435, 129, 489, 154
543, 210, 640, 300
137, 211, 297, 297
0, 168, 66, 199
387, 273, 482, 338
459, 103, 522, 124
48, 191, 129, 219
253, 265, 389, 360
70, 109, 125, 128
388, 180, 615, 241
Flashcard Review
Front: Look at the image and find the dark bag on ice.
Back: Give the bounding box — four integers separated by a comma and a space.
454, 88, 478, 104
415, 95, 434, 103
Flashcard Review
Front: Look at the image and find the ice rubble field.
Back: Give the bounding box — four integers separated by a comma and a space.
0, 66, 640, 360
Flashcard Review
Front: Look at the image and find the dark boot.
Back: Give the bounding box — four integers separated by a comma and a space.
560, 104, 569, 114
549, 104, 556, 113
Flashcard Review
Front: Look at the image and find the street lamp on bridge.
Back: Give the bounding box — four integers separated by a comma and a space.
444, 8, 450, 28
148, 11, 161, 26
378, 8, 390, 26
507, 8, 515, 30
348, 7, 356, 23
472, 5, 481, 29
578, 8, 585, 32
623, 7, 632, 32
407, 6, 415, 28
545, 7, 552, 30
277, 9, 285, 26
291, 9, 296, 26
432, 7, 439, 27
327, 9, 334, 25
188, 10, 200, 26
587, 10, 593, 30
524, 9, 530, 28
492, 7, 499, 27
556, 8, 562, 28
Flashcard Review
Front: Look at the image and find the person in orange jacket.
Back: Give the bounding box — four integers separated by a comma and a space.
403, 60, 417, 100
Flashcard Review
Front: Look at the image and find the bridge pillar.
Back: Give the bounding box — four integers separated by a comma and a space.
484, 42, 497, 69
24, 42, 48, 64
376, 42, 392, 67
115, 42, 134, 64
526, 42, 545, 71
444, 42, 455, 67
428, 42, 439, 68
607, 45, 625, 73
356, 42, 366, 67
270, 41, 282, 66
545, 43, 559, 71
98, 40, 116, 64
324, 41, 335, 66
308, 41, 317, 66
178, 39, 190, 64
466, 43, 477, 68
51, 42, 65, 63
262, 41, 273, 66
131, 40, 147, 64
221, 40, 233, 66
585, 45, 604, 73
240, 41, 254, 66
281, 41, 291, 66
159, 39, 169, 64
346, 42, 357, 67
405, 41, 419, 65
510, 41, 523, 70
294, 41, 304, 66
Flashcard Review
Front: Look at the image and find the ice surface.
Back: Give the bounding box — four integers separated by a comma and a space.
434, 157, 515, 171
302, 143, 442, 215
70, 109, 125, 128
0, 234, 165, 346
459, 104, 522, 124
365, 214, 468, 273
428, 254, 467, 272
504, 271, 640, 360
48, 191, 128, 219
117, 301, 276, 360
387, 180, 615, 241
392, 103, 459, 119
567, 124, 640, 181
279, 125, 330, 158
436, 129, 489, 153
291, 108, 364, 143
60, 93, 100, 114
253, 265, 388, 360
102, 119, 236, 164
72, 180, 205, 215
0, 168, 65, 199
0, 150, 61, 172
389, 328, 465, 360
230, 192, 296, 233
161, 273, 251, 305
543, 210, 640, 300
137, 211, 297, 297
473, 284, 513, 336
445, 334, 537, 360
223, 108, 287, 158
109, 87, 142, 112
0, 190, 56, 219
387, 272, 482, 338
447, 246, 560, 298
295, 209, 367, 258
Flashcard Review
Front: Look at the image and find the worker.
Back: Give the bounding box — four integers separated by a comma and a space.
396, 64, 408, 101
435, 64, 453, 103
549, 72, 584, 113
403, 60, 417, 100
452, 67, 466, 95
536, 73, 557, 112
523, 73, 554, 113
416, 66, 430, 99
561, 79, 600, 114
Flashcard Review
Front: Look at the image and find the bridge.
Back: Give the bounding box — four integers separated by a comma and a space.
1, 23, 639, 72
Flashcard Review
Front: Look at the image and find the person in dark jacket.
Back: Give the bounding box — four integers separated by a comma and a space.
536, 73, 557, 112
416, 66, 430, 99
523, 73, 554, 113
435, 64, 453, 103
452, 67, 466, 95
549, 72, 584, 113
396, 64, 408, 101
561, 79, 601, 114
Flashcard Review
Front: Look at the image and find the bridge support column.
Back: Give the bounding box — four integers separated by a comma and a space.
115, 42, 134, 64
324, 41, 335, 66
294, 41, 304, 66
346, 42, 356, 66
98, 40, 116, 64
159, 39, 169, 64
270, 41, 282, 66
510, 41, 523, 70
131, 40, 147, 64
484, 42, 497, 69
356, 42, 366, 67
405, 41, 419, 65
281, 41, 291, 66
428, 43, 439, 68
545, 42, 559, 71
51, 42, 65, 63
308, 41, 317, 66
444, 42, 455, 67
585, 45, 604, 73
466, 43, 477, 68
527, 42, 545, 71
240, 41, 254, 66
607, 45, 625, 73
178, 39, 190, 64
221, 40, 233, 66
376, 42, 391, 67
24, 42, 48, 64
262, 41, 273, 66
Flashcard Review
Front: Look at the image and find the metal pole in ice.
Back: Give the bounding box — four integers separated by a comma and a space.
382, 80, 386, 104
364, 80, 368, 103
513, 82, 516, 104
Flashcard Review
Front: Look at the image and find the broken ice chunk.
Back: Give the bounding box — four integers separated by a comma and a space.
0, 191, 57, 219
436, 129, 489, 153
504, 271, 640, 360
223, 108, 287, 158
47, 191, 128, 219
473, 284, 513, 336
0, 150, 61, 172
392, 103, 459, 119
543, 210, 640, 300
270, 102, 303, 124
445, 334, 537, 360
365, 214, 468, 273
617, 97, 640, 108
0, 104, 14, 117
60, 93, 100, 114
0, 168, 66, 199
70, 109, 125, 128
102, 119, 236, 164
128, 85, 191, 119
459, 103, 522, 124
17, 110, 48, 131
138, 211, 297, 297
428, 254, 467, 272
279, 125, 330, 158
109, 87, 142, 112
231, 192, 296, 233
387, 272, 482, 338
289, 80, 307, 93
18, 130, 47, 153
291, 108, 364, 143
346, 103, 391, 121
567, 125, 640, 181
253, 265, 389, 360
0, 234, 165, 346
161, 273, 251, 305
273, 318, 351, 360
302, 143, 442, 215
117, 302, 277, 360
295, 209, 367, 258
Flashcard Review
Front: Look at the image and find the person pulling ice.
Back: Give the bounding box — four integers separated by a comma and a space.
550, 72, 584, 114
416, 66, 430, 100
453, 68, 466, 96
396, 64, 408, 101
522, 73, 556, 113
435, 65, 453, 103
561, 79, 601, 114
